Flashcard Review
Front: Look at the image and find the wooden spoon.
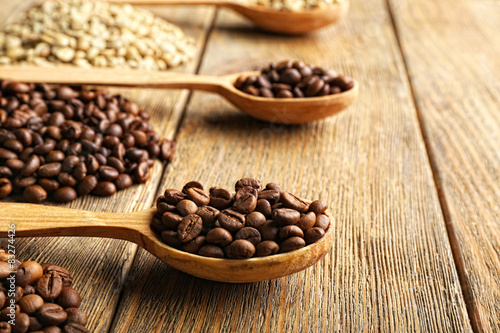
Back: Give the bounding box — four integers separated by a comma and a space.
106, 0, 350, 35
0, 202, 334, 283
0, 66, 358, 124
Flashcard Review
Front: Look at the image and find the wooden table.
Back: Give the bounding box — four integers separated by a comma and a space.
1, 0, 499, 331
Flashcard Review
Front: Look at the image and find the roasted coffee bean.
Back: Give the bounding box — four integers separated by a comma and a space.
62, 156, 80, 173
233, 192, 257, 214
206, 228, 233, 246
36, 273, 63, 301
0, 321, 10, 333
296, 212, 316, 231
198, 245, 224, 258
43, 265, 72, 287
16, 261, 44, 287
13, 312, 30, 333
0, 291, 5, 309
280, 191, 309, 213
65, 308, 88, 326
56, 287, 81, 309
14, 176, 37, 188
217, 209, 245, 232
133, 161, 150, 183
235, 178, 261, 192
272, 208, 301, 225
195, 206, 219, 226
163, 189, 186, 205
98, 166, 119, 181
176, 199, 198, 216
258, 190, 280, 205
5, 158, 24, 173
3, 139, 23, 153
280, 237, 306, 253
225, 240, 255, 259
23, 185, 47, 204
0, 262, 12, 279
77, 176, 97, 196
186, 187, 210, 206
209, 187, 233, 209
23, 285, 35, 296
235, 227, 261, 246
19, 294, 44, 314
161, 230, 183, 248
20, 155, 40, 176
0, 166, 13, 178
53, 187, 77, 203
305, 227, 326, 244
0, 178, 12, 199
259, 221, 280, 241
62, 323, 89, 333
38, 163, 62, 178
244, 211, 267, 229
279, 225, 304, 239
182, 236, 206, 254
182, 181, 204, 194
177, 214, 203, 243
28, 316, 43, 331
308, 200, 328, 215
92, 181, 116, 196
255, 241, 280, 257
157, 201, 176, 214
160, 139, 175, 162
0, 147, 17, 160
314, 214, 330, 230
115, 174, 133, 190
254, 199, 272, 218
37, 303, 68, 326
161, 212, 183, 229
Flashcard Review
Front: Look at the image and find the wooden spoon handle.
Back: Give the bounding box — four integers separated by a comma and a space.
0, 203, 154, 245
0, 66, 227, 93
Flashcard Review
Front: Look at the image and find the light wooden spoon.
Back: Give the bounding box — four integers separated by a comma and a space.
0, 66, 358, 124
106, 0, 350, 35
0, 202, 334, 283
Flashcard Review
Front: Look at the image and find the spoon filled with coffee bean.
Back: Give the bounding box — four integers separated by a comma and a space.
0, 179, 334, 283
107, 0, 350, 35
0, 60, 358, 124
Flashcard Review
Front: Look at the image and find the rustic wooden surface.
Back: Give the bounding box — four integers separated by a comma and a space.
389, 0, 500, 331
0, 0, 498, 332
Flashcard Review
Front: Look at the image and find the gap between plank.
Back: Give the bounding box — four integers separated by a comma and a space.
105, 8, 220, 333
384, 1, 480, 332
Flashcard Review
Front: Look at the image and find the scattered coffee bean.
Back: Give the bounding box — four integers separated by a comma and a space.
235, 60, 354, 98
0, 81, 175, 204
152, 179, 331, 258
0, 251, 89, 332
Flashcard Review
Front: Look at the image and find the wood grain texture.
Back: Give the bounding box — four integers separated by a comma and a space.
0, 2, 216, 332
111, 1, 471, 331
388, 0, 500, 331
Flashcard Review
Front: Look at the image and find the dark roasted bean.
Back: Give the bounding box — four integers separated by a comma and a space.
272, 208, 301, 225
235, 178, 261, 192
92, 181, 116, 196
198, 245, 224, 258
77, 175, 97, 196
38, 178, 60, 192
255, 241, 280, 257
58, 173, 77, 187
182, 181, 204, 194
217, 209, 245, 232
53, 187, 77, 203
255, 199, 272, 218
259, 221, 280, 241
176, 199, 198, 216
209, 187, 233, 209
296, 212, 316, 231
186, 187, 210, 206
225, 240, 255, 259
280, 237, 306, 253
163, 189, 186, 205
65, 308, 88, 326
161, 230, 183, 248
280, 191, 309, 213
0, 178, 12, 199
314, 214, 330, 230
177, 214, 203, 243
206, 227, 233, 246
235, 227, 261, 246
304, 227, 326, 244
195, 206, 219, 226
115, 173, 133, 190
37, 303, 67, 326
308, 200, 328, 215
36, 273, 63, 301
279, 225, 304, 239
23, 185, 47, 204
37, 163, 62, 178
182, 236, 206, 254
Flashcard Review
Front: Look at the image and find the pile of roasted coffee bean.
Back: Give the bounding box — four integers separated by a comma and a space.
0, 80, 175, 204
0, 249, 89, 332
151, 178, 330, 259
235, 60, 354, 98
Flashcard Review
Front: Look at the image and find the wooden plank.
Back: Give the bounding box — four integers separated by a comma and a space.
111, 1, 472, 331
0, 2, 216, 332
388, 0, 500, 331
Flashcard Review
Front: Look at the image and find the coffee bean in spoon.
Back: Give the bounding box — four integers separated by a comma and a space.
235, 60, 354, 98
152, 178, 331, 259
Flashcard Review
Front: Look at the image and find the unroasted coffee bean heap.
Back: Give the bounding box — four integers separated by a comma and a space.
0, 80, 175, 204
0, 249, 89, 332
152, 178, 330, 259
234, 60, 354, 98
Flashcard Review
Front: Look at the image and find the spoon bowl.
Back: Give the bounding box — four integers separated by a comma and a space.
0, 66, 358, 124
0, 202, 334, 283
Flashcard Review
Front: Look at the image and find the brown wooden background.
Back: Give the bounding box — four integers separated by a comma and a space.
1, 0, 499, 331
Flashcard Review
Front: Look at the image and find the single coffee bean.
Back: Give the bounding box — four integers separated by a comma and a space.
259, 221, 280, 241
209, 187, 233, 209
280, 68, 302, 85
106, 157, 125, 173
177, 214, 203, 243
43, 265, 72, 287
20, 155, 40, 176
77, 175, 97, 196
235, 227, 261, 246
0, 321, 10, 333
92, 181, 116, 196
157, 201, 176, 214
279, 191, 309, 213
0, 262, 12, 279
13, 312, 30, 333
195, 206, 219, 226
23, 185, 47, 204
115, 173, 133, 190
232, 192, 257, 214
161, 212, 183, 229
15, 261, 43, 287
272, 208, 301, 225
19, 294, 44, 314
0, 147, 17, 160
296, 212, 316, 231
206, 228, 233, 246
53, 187, 77, 203
0, 166, 13, 178
36, 273, 63, 301
314, 214, 330, 230
0, 178, 12, 199
308, 200, 328, 215
163, 189, 186, 205
98, 166, 119, 181
182, 181, 204, 194
36, 303, 68, 326
28, 316, 43, 331
186, 187, 210, 206
182, 236, 206, 254
56, 287, 81, 309
23, 285, 35, 295
304, 227, 326, 244
258, 190, 280, 205
225, 240, 255, 259
280, 237, 306, 253
198, 245, 224, 258
72, 162, 87, 181
245, 211, 266, 229
65, 308, 88, 326
133, 161, 150, 183
217, 209, 245, 232
58, 173, 77, 187
161, 230, 183, 248
279, 225, 304, 239
176, 199, 198, 216
255, 241, 280, 257
235, 178, 261, 192
0, 304, 19, 321
0, 291, 5, 309
254, 199, 272, 218
62, 323, 89, 333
